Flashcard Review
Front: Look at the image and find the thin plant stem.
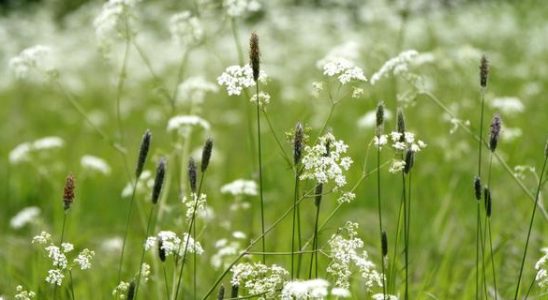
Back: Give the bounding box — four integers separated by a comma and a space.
376, 146, 387, 300
163, 264, 170, 299
308, 199, 321, 279
173, 173, 205, 300
514, 155, 548, 299
476, 201, 481, 300
402, 170, 408, 300
389, 196, 404, 294
291, 172, 299, 279
524, 275, 536, 299
296, 190, 303, 278
115, 14, 131, 145
487, 220, 497, 299
255, 83, 266, 264
406, 171, 412, 300
476, 87, 486, 300
54, 212, 69, 299
133, 204, 156, 299
69, 270, 76, 300
118, 180, 139, 281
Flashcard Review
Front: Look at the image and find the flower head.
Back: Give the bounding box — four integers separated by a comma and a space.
217, 65, 267, 96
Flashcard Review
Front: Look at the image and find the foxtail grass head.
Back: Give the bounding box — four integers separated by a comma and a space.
484, 187, 492, 217
217, 284, 225, 300
231, 284, 239, 298
544, 139, 548, 157
376, 102, 385, 136
152, 158, 166, 204
294, 122, 304, 166
381, 231, 388, 257
489, 114, 502, 152
158, 239, 166, 262
314, 183, 323, 207
404, 149, 415, 174
63, 173, 75, 210
397, 108, 406, 142
480, 55, 489, 88
127, 280, 136, 300
474, 176, 482, 201
136, 130, 151, 179
188, 157, 197, 193
201, 138, 213, 173
249, 32, 260, 82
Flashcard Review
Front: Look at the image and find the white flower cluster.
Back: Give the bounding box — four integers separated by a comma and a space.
300, 133, 353, 188
31, 232, 94, 286
490, 96, 524, 114
535, 248, 548, 291
177, 76, 218, 105
145, 231, 203, 256
93, 0, 140, 43
169, 11, 203, 46
281, 279, 329, 300
326, 222, 381, 291
81, 155, 111, 175
167, 115, 210, 137
370, 50, 419, 85
112, 281, 130, 299
9, 45, 55, 79
223, 0, 261, 17
372, 294, 399, 300
14, 286, 36, 300
10, 206, 40, 229
387, 131, 426, 153
141, 263, 151, 282
250, 91, 271, 106
321, 57, 367, 85
211, 237, 245, 269
231, 263, 288, 299
217, 65, 267, 96
221, 179, 258, 196
182, 193, 208, 220
9, 136, 64, 164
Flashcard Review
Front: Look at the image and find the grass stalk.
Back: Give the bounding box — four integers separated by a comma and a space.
291, 172, 299, 279
376, 146, 387, 300
133, 204, 156, 299
118, 181, 138, 281
255, 83, 266, 264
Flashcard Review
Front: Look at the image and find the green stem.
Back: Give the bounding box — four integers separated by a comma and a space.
262, 109, 292, 166
487, 220, 497, 300
69, 270, 76, 300
376, 146, 387, 299
118, 180, 139, 281
255, 83, 266, 264
134, 204, 156, 299
291, 172, 299, 279
308, 199, 321, 279
514, 155, 548, 299
402, 170, 408, 300
115, 14, 131, 145
163, 264, 170, 299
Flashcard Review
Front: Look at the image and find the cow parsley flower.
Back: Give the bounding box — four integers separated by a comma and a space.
61, 243, 74, 253
327, 222, 381, 291
15, 285, 36, 300
169, 11, 203, 45
321, 57, 367, 85
177, 76, 218, 105
221, 179, 258, 196
10, 207, 40, 229
211, 239, 243, 269
32, 231, 52, 245
45, 246, 68, 269
81, 155, 111, 175
250, 92, 271, 106
10, 45, 55, 79
182, 193, 208, 220
141, 263, 151, 282
388, 131, 426, 153
217, 65, 267, 96
281, 279, 329, 299
223, 0, 261, 17
331, 287, 351, 298
371, 50, 419, 85
300, 133, 353, 188
490, 97, 524, 114
74, 249, 95, 270
167, 115, 210, 136
9, 136, 65, 165
388, 160, 406, 174
45, 269, 64, 286
112, 281, 130, 299
231, 263, 288, 299
535, 248, 548, 291
93, 0, 140, 43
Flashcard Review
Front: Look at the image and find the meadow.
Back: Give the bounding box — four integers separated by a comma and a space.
1, 0, 548, 299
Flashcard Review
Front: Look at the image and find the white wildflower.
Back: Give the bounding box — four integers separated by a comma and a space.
300, 133, 353, 189
337, 192, 356, 204
211, 239, 242, 269
100, 237, 123, 253
221, 179, 258, 196
81, 155, 111, 175
326, 222, 381, 291
10, 206, 40, 229
74, 249, 95, 270
182, 193, 208, 220
281, 279, 329, 300
141, 263, 151, 282
10, 136, 65, 164
389, 160, 406, 174
169, 11, 203, 45
32, 231, 52, 245
250, 92, 271, 106
15, 285, 36, 300
33, 137, 64, 150
180, 233, 204, 255
370, 50, 419, 85
513, 165, 536, 180
93, 0, 140, 42
490, 97, 524, 114
535, 248, 548, 290
112, 281, 130, 298
373, 135, 388, 149
321, 57, 367, 84
231, 263, 288, 299
224, 0, 261, 17
232, 231, 247, 239
217, 65, 267, 96
331, 287, 351, 298
9, 45, 54, 79
388, 131, 426, 153
9, 143, 32, 164
45, 269, 64, 286
372, 294, 399, 300
352, 87, 364, 99
167, 115, 210, 136
45, 245, 68, 269
146, 231, 182, 258
61, 243, 74, 253
177, 76, 218, 105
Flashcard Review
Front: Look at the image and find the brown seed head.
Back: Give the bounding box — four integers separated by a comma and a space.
188, 157, 197, 193
249, 32, 260, 82
376, 102, 385, 136
63, 174, 75, 210
404, 149, 415, 174
294, 122, 304, 165
152, 158, 166, 204
397, 108, 406, 142
136, 130, 152, 179
480, 55, 489, 88
489, 114, 502, 152
217, 284, 225, 300
158, 239, 166, 262
381, 231, 388, 257
474, 176, 482, 201
201, 138, 213, 173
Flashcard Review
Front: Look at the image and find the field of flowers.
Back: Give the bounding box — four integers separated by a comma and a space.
1, 0, 548, 299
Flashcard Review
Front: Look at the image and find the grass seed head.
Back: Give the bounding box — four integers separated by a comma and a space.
397, 108, 406, 142
217, 284, 225, 300
294, 122, 304, 165
231, 284, 239, 298
480, 55, 489, 88
158, 239, 166, 262
249, 32, 260, 82
404, 149, 415, 174
63, 173, 75, 210
188, 157, 197, 193
474, 176, 482, 201
484, 187, 492, 217
489, 114, 502, 152
376, 101, 385, 136
136, 130, 152, 179
127, 280, 136, 300
201, 138, 213, 172
381, 230, 388, 257
152, 158, 166, 204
